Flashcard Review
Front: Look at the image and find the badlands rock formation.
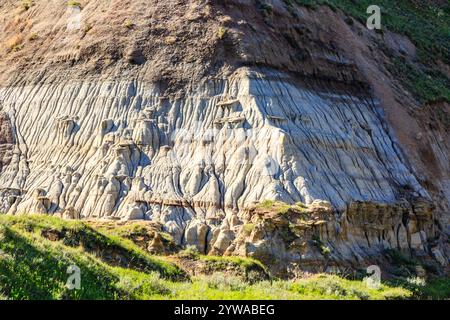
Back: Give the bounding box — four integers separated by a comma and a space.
0, 0, 448, 272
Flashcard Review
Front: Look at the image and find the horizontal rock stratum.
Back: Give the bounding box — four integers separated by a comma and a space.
0, 0, 448, 273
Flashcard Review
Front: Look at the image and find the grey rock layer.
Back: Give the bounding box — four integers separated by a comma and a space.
0, 67, 446, 267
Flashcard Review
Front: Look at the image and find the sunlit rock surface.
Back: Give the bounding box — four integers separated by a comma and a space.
0, 68, 437, 262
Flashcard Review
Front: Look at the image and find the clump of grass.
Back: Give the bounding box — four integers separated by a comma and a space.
312, 235, 332, 256
115, 270, 172, 299
21, 0, 34, 11
257, 200, 291, 214
200, 255, 267, 275
123, 19, 134, 29
384, 248, 420, 277
242, 223, 255, 234
259, 199, 276, 208
1, 214, 447, 300
67, 1, 82, 8
415, 277, 450, 300
291, 274, 412, 300
385, 276, 450, 300
387, 57, 450, 103
6, 34, 24, 52
107, 223, 149, 238
178, 245, 200, 259
164, 36, 177, 45
217, 26, 227, 40
28, 32, 38, 41
203, 273, 247, 291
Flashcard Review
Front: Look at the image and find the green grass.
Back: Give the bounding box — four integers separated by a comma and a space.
123, 19, 134, 29
312, 236, 332, 256
388, 57, 450, 103
0, 214, 185, 299
21, 0, 34, 11
67, 1, 81, 8
217, 27, 227, 40
95, 222, 177, 252
176, 247, 269, 282
290, 274, 412, 300
257, 200, 292, 214
152, 273, 414, 300
285, 0, 450, 103
243, 223, 255, 234
0, 214, 448, 300
415, 277, 450, 300
117, 273, 415, 300
199, 255, 268, 277
257, 200, 309, 216
0, 215, 182, 279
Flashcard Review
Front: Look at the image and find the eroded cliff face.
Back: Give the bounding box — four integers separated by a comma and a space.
0, 0, 448, 272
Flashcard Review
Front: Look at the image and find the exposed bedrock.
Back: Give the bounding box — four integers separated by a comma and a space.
227, 198, 441, 276
0, 111, 14, 172
0, 67, 446, 269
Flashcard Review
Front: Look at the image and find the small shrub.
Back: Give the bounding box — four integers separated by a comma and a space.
164, 36, 177, 45
28, 32, 38, 41
257, 200, 291, 214
6, 35, 24, 52
67, 1, 81, 8
123, 19, 134, 29
21, 0, 34, 11
117, 272, 172, 297
204, 273, 247, 291
178, 245, 200, 259
217, 27, 227, 40
258, 2, 274, 17
385, 249, 418, 268
312, 235, 331, 256
259, 200, 275, 209
407, 277, 426, 287
242, 223, 255, 234
295, 202, 307, 208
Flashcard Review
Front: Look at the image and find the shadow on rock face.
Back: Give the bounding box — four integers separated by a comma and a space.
0, 111, 14, 171
125, 48, 147, 65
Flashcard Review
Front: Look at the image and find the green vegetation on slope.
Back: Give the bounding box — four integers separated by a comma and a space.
0, 214, 448, 300
283, 0, 450, 103
0, 215, 185, 299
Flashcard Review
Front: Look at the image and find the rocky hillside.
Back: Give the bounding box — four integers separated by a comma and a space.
0, 0, 449, 274
2, 214, 449, 300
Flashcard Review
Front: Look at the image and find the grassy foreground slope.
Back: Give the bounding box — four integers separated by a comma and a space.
0, 214, 185, 299
0, 214, 448, 300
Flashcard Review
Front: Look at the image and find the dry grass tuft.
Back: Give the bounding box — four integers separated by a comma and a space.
6, 34, 24, 52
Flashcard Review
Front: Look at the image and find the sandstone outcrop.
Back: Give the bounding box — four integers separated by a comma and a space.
223, 199, 441, 276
